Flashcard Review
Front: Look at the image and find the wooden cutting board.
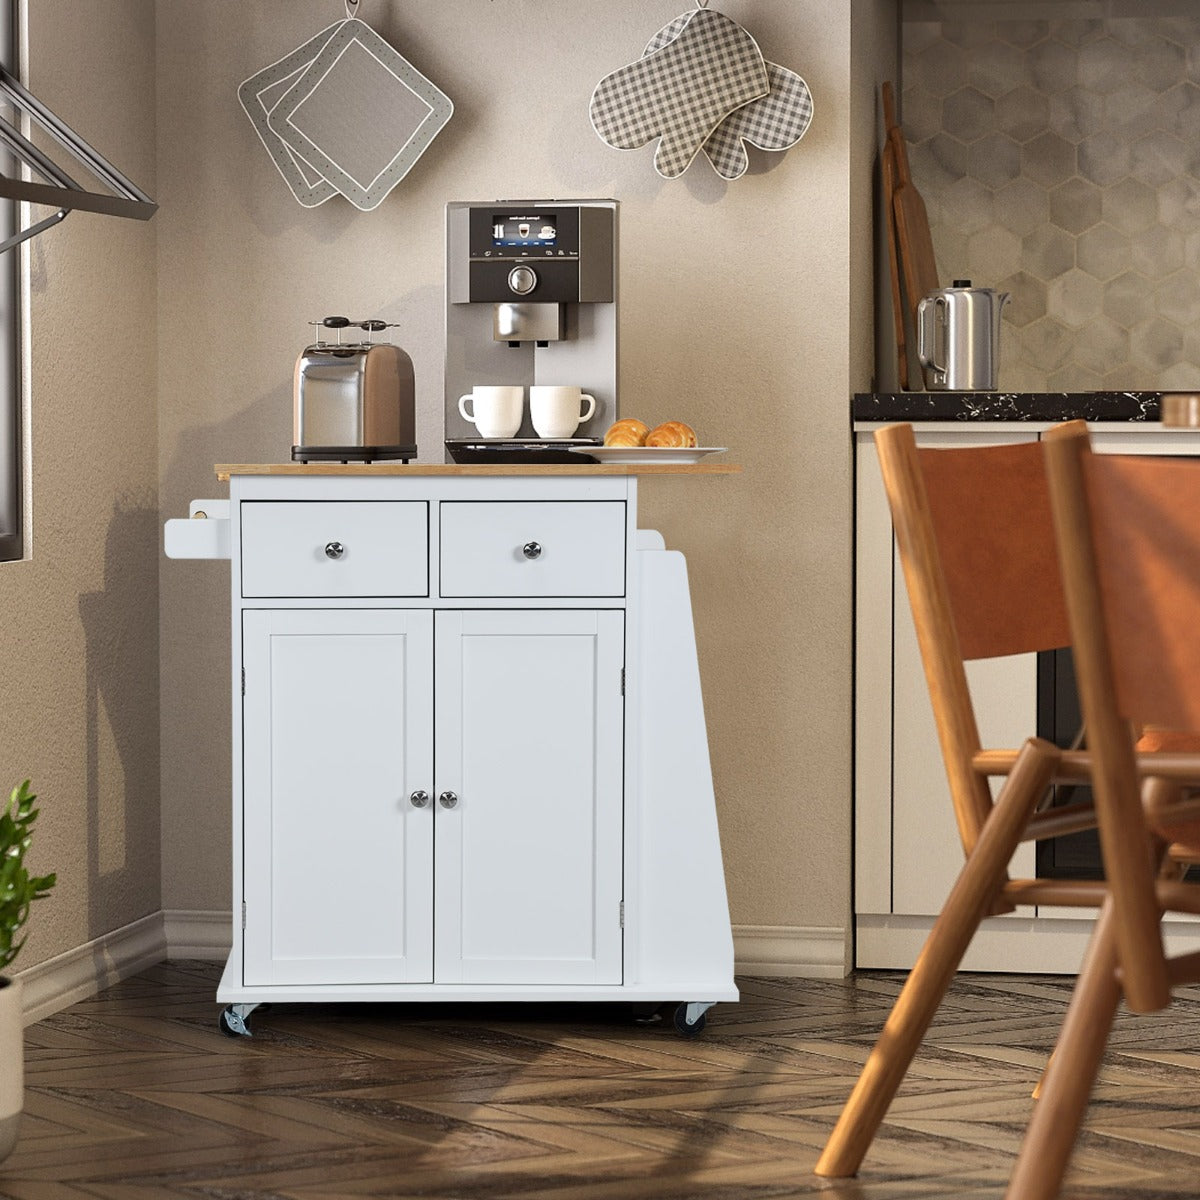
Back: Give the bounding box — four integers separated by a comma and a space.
881, 83, 907, 390
882, 82, 939, 387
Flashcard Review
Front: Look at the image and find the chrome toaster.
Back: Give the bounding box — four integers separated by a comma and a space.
292, 316, 418, 463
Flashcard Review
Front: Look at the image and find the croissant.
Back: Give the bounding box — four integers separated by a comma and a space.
645, 420, 697, 448
604, 418, 650, 447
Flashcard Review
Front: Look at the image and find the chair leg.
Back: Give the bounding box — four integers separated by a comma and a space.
1031, 845, 1179, 1105
1005, 901, 1121, 1200
816, 739, 1059, 1179
1031, 1050, 1052, 1101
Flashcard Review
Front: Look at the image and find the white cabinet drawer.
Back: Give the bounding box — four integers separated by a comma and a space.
241, 501, 429, 597
440, 501, 626, 597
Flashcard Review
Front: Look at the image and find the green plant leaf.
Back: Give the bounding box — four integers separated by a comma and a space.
0, 779, 54, 970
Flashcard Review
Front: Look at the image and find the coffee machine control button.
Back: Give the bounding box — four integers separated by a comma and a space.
508, 265, 537, 296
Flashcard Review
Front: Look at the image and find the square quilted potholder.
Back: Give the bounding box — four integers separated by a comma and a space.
238, 21, 343, 207
590, 7, 768, 180
266, 17, 452, 211
644, 15, 813, 181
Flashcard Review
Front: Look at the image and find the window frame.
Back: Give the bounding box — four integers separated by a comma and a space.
0, 0, 22, 563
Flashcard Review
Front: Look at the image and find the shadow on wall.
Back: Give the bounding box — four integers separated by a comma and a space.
153, 382, 291, 914
77, 497, 161, 943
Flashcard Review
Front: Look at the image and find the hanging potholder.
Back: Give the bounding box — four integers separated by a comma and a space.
589, 7, 768, 180
266, 18, 453, 212
238, 22, 343, 207
644, 15, 813, 181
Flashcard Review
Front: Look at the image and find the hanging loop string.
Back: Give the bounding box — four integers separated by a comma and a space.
345, 0, 360, 19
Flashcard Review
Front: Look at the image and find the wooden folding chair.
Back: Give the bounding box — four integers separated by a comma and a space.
1007, 419, 1200, 1199
817, 423, 1113, 1183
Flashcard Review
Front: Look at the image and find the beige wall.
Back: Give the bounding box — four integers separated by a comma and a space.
0, 0, 898, 980
2, 1, 160, 970
155, 0, 892, 961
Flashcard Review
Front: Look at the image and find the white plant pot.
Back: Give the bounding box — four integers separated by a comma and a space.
0, 975, 21, 1163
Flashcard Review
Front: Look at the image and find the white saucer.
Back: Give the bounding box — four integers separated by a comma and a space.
573, 446, 728, 465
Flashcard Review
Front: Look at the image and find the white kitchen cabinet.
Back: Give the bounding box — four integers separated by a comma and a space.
241, 608, 434, 986
886, 430, 1039, 918
854, 421, 1200, 972
240, 606, 623, 990
166, 467, 737, 1037
434, 609, 624, 985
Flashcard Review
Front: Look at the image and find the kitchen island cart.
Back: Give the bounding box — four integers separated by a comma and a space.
166, 463, 739, 1037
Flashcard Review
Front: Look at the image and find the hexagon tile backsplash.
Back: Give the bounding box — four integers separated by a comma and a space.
904, 16, 1200, 391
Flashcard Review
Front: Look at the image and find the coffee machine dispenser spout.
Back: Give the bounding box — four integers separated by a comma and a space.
494, 302, 565, 345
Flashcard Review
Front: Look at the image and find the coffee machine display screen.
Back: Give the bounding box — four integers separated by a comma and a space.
492, 215, 557, 247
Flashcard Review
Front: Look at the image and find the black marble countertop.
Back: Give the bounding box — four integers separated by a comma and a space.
853, 391, 1164, 423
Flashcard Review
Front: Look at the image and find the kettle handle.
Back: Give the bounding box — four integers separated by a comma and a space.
917, 295, 947, 378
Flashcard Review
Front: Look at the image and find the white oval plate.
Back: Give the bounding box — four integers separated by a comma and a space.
572, 446, 728, 465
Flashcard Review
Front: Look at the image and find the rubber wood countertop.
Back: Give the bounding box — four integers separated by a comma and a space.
215, 463, 741, 482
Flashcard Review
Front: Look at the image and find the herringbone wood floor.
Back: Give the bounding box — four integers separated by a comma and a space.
3, 962, 1200, 1198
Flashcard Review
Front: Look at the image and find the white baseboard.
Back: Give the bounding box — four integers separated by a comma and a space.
168, 915, 855, 978
733, 924, 850, 978
855, 913, 1200, 973
162, 909, 232, 960
161, 914, 855, 980
15, 912, 167, 1026
13, 913, 844, 1024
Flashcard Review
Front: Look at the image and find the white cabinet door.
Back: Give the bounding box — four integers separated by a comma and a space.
242, 609, 433, 985
891, 578, 1039, 914
434, 610, 625, 985
857, 429, 1038, 922
888, 429, 1040, 916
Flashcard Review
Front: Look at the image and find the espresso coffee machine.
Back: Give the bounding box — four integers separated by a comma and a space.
444, 199, 617, 462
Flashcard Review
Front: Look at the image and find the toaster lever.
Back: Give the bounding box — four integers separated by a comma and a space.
308, 315, 353, 347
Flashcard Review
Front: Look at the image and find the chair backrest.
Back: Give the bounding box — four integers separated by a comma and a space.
1042, 418, 1200, 1011
874, 423, 1071, 852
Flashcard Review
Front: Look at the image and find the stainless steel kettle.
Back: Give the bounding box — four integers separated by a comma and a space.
917, 281, 1010, 391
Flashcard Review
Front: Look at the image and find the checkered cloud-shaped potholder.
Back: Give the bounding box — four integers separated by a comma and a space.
589, 7, 769, 180
644, 13, 813, 181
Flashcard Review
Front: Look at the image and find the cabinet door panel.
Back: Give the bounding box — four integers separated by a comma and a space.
887, 430, 1038, 917
435, 610, 624, 984
242, 609, 433, 985
892, 591, 1038, 913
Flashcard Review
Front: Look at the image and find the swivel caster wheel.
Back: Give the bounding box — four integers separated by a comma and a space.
218, 1003, 259, 1038
673, 1001, 712, 1038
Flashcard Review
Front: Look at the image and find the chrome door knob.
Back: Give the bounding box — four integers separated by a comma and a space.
439, 790, 459, 809
325, 541, 345, 560
522, 541, 542, 560
409, 789, 429, 808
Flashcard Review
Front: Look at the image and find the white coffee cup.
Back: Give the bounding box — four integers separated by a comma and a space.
529, 386, 597, 439
458, 385, 524, 438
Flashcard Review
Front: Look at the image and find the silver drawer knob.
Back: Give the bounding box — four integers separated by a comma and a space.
439, 790, 459, 809
410, 789, 429, 809
325, 541, 345, 560
522, 541, 542, 560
